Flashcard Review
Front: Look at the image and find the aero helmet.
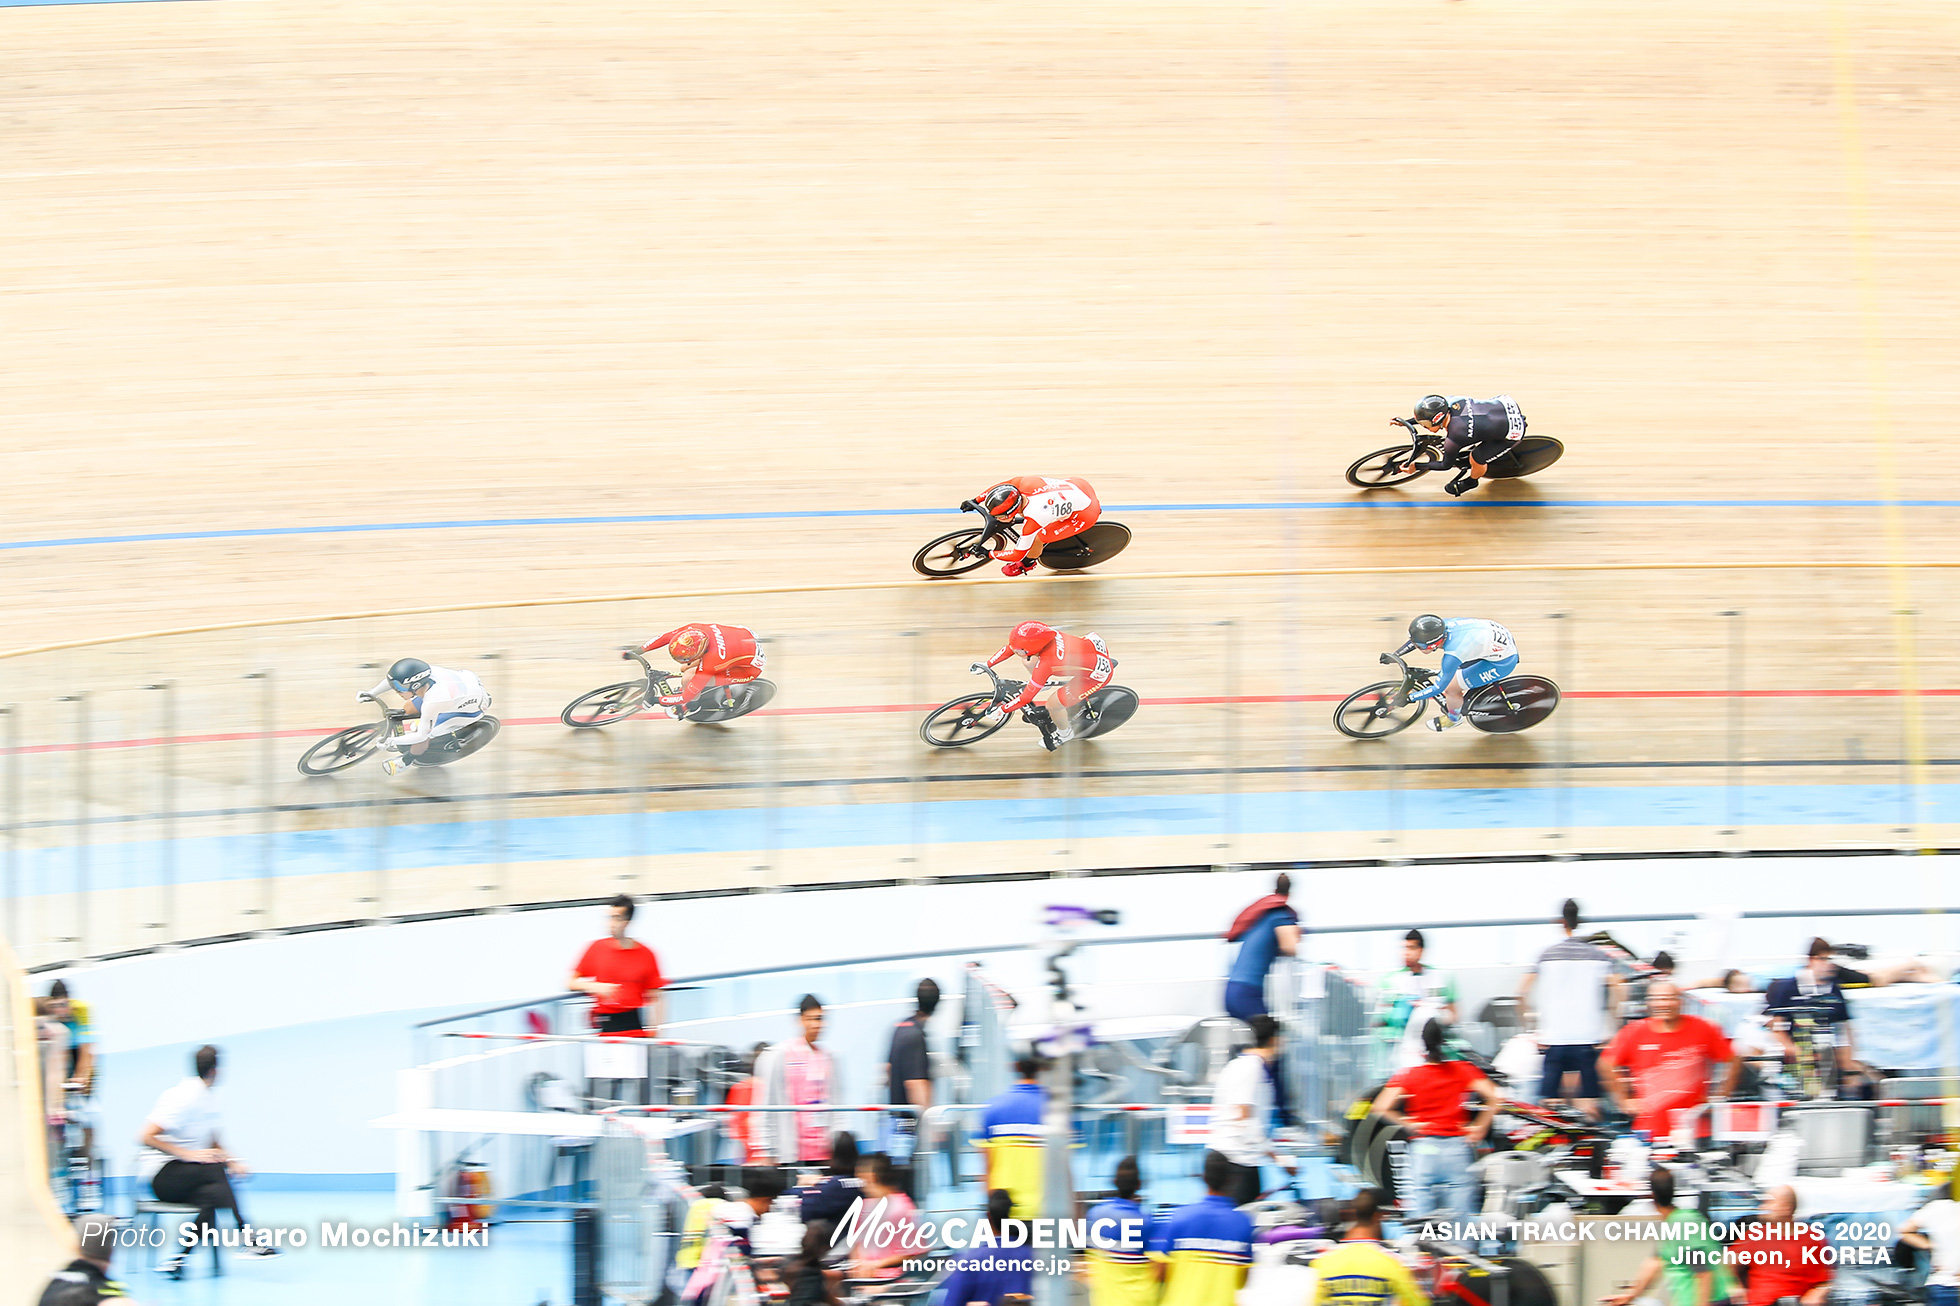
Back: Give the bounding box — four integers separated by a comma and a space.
1407, 615, 1447, 648
981, 484, 1024, 519
388, 658, 434, 692
1006, 620, 1058, 657
669, 628, 708, 664
1412, 394, 1452, 424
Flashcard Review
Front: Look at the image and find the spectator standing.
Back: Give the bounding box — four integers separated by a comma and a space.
138, 1045, 279, 1278
1601, 1167, 1738, 1306
799, 1132, 862, 1224
37, 1217, 125, 1306
1902, 1192, 1960, 1306
1309, 1188, 1427, 1306
1151, 1151, 1254, 1306
1085, 1156, 1160, 1306
1518, 899, 1620, 1117
884, 979, 938, 1165
1209, 1015, 1289, 1205
762, 996, 835, 1167
1222, 874, 1299, 1022
726, 1041, 770, 1164
569, 895, 668, 1036
44, 981, 95, 1095
977, 1054, 1046, 1221
1369, 1020, 1499, 1219
1375, 930, 1458, 1073
1600, 980, 1739, 1142
1763, 938, 1862, 1098
934, 1190, 1035, 1306
1731, 1186, 1831, 1306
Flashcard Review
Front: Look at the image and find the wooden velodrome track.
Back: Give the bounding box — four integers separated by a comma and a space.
3, 0, 1960, 965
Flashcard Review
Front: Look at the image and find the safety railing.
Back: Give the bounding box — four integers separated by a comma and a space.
3, 563, 1956, 967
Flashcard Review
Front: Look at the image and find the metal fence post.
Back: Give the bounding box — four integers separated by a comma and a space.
1549, 611, 1571, 850
482, 650, 508, 904
1722, 610, 1744, 851
2, 705, 15, 953
245, 671, 275, 931
1217, 618, 1237, 860
56, 692, 89, 961
144, 682, 176, 942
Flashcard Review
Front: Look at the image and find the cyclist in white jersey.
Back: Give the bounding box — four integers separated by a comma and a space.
1398, 615, 1518, 732
361, 657, 492, 775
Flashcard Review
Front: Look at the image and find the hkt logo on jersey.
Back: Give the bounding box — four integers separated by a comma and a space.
830, 1197, 1146, 1252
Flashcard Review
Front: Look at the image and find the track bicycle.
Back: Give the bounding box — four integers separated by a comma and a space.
911, 502, 1133, 578
561, 648, 778, 728
296, 694, 502, 775
1334, 651, 1560, 739
1346, 419, 1565, 490
919, 664, 1139, 747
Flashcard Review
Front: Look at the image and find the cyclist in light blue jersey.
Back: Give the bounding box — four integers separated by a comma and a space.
1399, 615, 1519, 732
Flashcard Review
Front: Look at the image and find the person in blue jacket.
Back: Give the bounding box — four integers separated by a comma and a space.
935, 1189, 1035, 1306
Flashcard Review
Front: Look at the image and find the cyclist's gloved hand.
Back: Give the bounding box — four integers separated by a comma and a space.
982, 705, 1009, 725
1379, 653, 1396, 666
969, 662, 989, 676
357, 691, 377, 703
621, 649, 638, 660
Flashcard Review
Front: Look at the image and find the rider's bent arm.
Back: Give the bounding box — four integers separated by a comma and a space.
1409, 653, 1460, 701
641, 628, 680, 654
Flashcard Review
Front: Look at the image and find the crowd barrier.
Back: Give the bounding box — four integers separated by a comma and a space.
2, 563, 1955, 968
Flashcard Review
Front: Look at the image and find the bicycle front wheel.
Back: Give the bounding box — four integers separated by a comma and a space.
1334, 682, 1425, 738
1346, 445, 1427, 489
912, 528, 993, 578
562, 680, 648, 728
297, 723, 386, 775
921, 693, 1009, 747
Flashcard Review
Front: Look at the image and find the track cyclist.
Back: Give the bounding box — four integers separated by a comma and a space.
967, 477, 1102, 576
1397, 393, 1527, 497
974, 620, 1114, 751
362, 658, 492, 775
633, 622, 766, 719
1398, 615, 1519, 732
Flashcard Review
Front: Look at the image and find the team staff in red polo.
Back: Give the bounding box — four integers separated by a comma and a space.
1732, 1185, 1832, 1306
569, 894, 667, 1036
1599, 979, 1739, 1140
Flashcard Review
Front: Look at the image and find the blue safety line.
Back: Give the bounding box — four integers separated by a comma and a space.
1, 498, 1949, 554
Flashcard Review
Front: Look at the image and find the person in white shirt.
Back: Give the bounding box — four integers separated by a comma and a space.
362, 656, 492, 776
138, 1045, 278, 1277
1517, 899, 1622, 1119
1209, 1015, 1290, 1205
1902, 1197, 1960, 1306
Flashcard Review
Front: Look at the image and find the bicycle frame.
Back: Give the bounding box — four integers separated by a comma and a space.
1376, 650, 1438, 706
620, 648, 687, 707
969, 662, 1029, 708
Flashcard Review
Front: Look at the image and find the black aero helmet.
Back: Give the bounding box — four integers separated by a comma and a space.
388, 657, 434, 692
981, 483, 1024, 519
1408, 615, 1446, 647
1412, 394, 1451, 423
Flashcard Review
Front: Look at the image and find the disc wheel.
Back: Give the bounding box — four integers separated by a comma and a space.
912, 527, 994, 579
1463, 676, 1560, 734
1334, 681, 1427, 738
921, 693, 1011, 747
297, 722, 386, 775
686, 680, 777, 724
562, 680, 648, 728
1072, 686, 1139, 739
419, 716, 501, 765
1482, 436, 1564, 480
1036, 521, 1133, 571
1346, 445, 1428, 489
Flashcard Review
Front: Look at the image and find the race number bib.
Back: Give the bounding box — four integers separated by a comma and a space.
1494, 394, 1526, 441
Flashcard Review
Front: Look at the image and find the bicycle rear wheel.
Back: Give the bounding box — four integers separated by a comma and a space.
912, 527, 993, 578
1463, 676, 1559, 733
1072, 685, 1139, 738
297, 722, 385, 775
1334, 681, 1426, 738
687, 679, 777, 723
420, 716, 501, 764
1036, 521, 1133, 571
1483, 436, 1564, 479
562, 680, 648, 728
1346, 445, 1428, 489
921, 693, 1009, 747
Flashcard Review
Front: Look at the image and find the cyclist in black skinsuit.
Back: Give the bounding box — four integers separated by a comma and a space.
1397, 394, 1528, 497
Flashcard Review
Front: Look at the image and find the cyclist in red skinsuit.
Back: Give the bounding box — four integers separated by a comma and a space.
971, 477, 1102, 577
634, 623, 765, 719
972, 620, 1114, 750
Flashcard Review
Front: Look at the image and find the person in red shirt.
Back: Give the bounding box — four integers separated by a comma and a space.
969, 477, 1103, 576
569, 894, 667, 1037
1732, 1185, 1832, 1306
1369, 1019, 1500, 1217
634, 623, 764, 719
1599, 979, 1740, 1140
973, 620, 1115, 751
